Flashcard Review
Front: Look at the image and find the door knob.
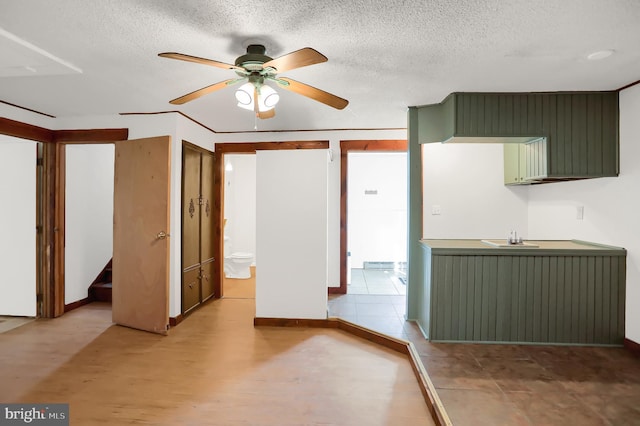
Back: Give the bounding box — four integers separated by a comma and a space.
156, 231, 169, 240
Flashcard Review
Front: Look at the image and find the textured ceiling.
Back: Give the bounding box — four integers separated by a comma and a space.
1, 0, 639, 132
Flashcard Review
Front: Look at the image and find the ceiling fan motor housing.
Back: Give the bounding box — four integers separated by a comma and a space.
235, 44, 272, 71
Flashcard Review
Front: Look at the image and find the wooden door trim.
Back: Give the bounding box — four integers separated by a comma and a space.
0, 117, 129, 318
334, 140, 408, 295
213, 141, 329, 298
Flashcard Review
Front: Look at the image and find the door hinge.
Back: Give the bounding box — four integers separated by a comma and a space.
36, 293, 43, 302
36, 225, 43, 234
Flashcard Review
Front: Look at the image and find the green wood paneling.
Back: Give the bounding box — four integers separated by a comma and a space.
413, 91, 619, 180
423, 251, 626, 345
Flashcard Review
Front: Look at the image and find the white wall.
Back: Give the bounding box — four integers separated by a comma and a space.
256, 149, 328, 319
215, 129, 406, 288
528, 84, 640, 343
64, 144, 115, 304
348, 152, 407, 268
2, 103, 405, 314
0, 137, 37, 316
223, 154, 256, 261
422, 142, 529, 239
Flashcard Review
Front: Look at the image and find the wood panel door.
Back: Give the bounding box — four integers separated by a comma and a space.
181, 143, 216, 315
182, 146, 201, 313
200, 151, 215, 301
113, 136, 170, 335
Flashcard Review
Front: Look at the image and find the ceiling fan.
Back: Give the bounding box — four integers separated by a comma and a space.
158, 44, 349, 119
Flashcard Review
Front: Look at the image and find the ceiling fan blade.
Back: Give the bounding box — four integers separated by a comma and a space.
275, 77, 348, 110
262, 48, 327, 73
159, 52, 247, 73
258, 109, 275, 119
169, 78, 241, 105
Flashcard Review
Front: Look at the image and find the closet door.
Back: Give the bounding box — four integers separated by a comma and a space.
200, 151, 215, 301
181, 145, 201, 313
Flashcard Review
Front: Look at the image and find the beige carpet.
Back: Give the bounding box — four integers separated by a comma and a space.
223, 266, 256, 299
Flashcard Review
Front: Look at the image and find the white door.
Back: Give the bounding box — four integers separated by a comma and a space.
256, 149, 328, 319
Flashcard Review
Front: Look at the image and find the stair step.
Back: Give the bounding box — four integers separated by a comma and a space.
90, 282, 112, 303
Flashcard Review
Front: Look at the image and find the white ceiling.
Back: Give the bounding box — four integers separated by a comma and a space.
1, 0, 639, 133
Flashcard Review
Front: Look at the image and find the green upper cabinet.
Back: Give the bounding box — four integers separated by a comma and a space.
414, 92, 620, 181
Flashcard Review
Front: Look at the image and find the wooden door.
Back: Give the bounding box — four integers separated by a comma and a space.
182, 145, 201, 313
200, 151, 215, 301
113, 136, 171, 335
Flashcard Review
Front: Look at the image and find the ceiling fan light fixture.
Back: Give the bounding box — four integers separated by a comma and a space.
260, 85, 280, 110
235, 82, 280, 112
235, 82, 254, 109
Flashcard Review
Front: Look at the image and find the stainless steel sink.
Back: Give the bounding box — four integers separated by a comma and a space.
481, 239, 539, 248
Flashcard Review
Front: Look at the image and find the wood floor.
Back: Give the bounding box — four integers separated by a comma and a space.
222, 266, 256, 299
0, 299, 434, 426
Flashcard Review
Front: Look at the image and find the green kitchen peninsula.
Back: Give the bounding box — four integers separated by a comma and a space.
417, 239, 626, 345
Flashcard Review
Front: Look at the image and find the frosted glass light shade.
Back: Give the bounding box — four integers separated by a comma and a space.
235, 83, 279, 112
235, 83, 254, 111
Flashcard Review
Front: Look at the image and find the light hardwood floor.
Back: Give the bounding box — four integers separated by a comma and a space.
222, 266, 256, 299
0, 299, 434, 426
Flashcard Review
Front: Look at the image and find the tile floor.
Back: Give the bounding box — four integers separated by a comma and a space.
329, 269, 640, 425
348, 267, 407, 295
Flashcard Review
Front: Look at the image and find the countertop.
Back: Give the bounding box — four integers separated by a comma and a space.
420, 239, 626, 256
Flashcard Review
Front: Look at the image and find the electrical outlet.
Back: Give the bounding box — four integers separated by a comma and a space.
576, 206, 584, 220
431, 205, 441, 215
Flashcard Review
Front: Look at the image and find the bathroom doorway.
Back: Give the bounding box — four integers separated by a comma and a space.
222, 153, 257, 299
216, 141, 329, 299
338, 140, 408, 296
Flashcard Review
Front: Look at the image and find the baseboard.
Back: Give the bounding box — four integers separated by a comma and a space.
169, 314, 184, 327
624, 338, 640, 356
64, 297, 92, 313
328, 286, 346, 295
253, 317, 339, 328
254, 316, 452, 426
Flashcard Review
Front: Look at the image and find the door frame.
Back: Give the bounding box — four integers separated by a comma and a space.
334, 140, 408, 294
213, 141, 329, 298
0, 117, 127, 317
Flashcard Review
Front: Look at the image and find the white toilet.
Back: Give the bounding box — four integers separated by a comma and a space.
224, 236, 254, 279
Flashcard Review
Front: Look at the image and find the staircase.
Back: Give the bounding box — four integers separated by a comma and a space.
89, 259, 112, 303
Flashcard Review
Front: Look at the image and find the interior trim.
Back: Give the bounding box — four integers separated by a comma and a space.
55, 128, 129, 143
617, 79, 640, 92
336, 140, 408, 294
120, 111, 218, 135
63, 296, 92, 313
624, 338, 640, 356
120, 110, 406, 135
254, 316, 452, 426
169, 314, 184, 327
0, 117, 53, 142
0, 100, 56, 118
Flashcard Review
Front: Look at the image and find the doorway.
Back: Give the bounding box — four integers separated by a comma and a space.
214, 141, 329, 300
337, 140, 408, 294
329, 139, 408, 336
347, 151, 407, 296
222, 153, 256, 299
